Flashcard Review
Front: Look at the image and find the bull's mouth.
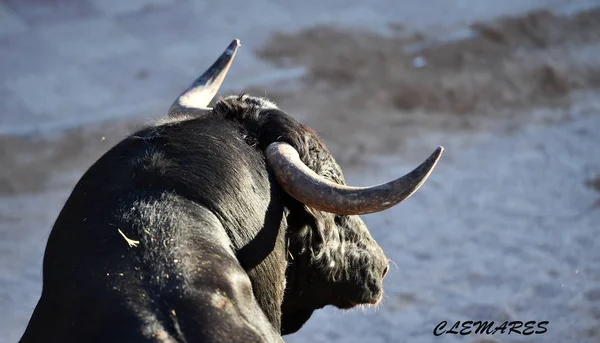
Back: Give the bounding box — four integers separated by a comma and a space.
339, 286, 384, 309
341, 297, 382, 310
361, 292, 384, 306
368, 292, 384, 305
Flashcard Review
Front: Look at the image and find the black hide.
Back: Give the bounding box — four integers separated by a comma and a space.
20, 95, 389, 343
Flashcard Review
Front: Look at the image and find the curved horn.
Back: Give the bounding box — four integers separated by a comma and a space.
168, 39, 240, 116
265, 142, 444, 215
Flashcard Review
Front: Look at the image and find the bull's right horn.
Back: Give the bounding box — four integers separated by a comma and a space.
168, 39, 240, 116
265, 142, 443, 215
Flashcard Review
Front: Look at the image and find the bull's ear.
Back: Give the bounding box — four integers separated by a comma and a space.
304, 205, 335, 245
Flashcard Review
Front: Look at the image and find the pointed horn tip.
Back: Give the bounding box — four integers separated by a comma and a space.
426, 146, 444, 172
433, 146, 444, 159
226, 39, 241, 53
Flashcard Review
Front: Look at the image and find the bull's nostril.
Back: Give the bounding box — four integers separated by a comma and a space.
382, 264, 389, 278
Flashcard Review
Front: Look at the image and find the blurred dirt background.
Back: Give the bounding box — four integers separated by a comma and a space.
1, 0, 600, 342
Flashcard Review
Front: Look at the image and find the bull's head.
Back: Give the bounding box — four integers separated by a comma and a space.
168, 39, 443, 334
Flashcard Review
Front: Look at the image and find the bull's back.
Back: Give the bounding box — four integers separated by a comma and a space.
21, 118, 284, 342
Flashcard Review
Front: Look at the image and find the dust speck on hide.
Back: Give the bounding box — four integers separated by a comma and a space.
211, 290, 231, 310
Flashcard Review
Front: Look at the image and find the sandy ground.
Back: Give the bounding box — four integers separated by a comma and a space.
1, 1, 600, 342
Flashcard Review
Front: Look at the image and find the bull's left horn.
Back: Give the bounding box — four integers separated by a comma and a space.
168, 39, 240, 116
265, 142, 443, 215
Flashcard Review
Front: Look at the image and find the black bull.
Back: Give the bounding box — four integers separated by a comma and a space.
20, 40, 443, 343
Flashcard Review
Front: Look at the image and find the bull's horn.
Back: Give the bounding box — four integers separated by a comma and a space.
265, 142, 443, 215
168, 39, 240, 116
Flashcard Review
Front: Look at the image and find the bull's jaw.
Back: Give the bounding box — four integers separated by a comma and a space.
280, 254, 387, 334
280, 253, 316, 335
